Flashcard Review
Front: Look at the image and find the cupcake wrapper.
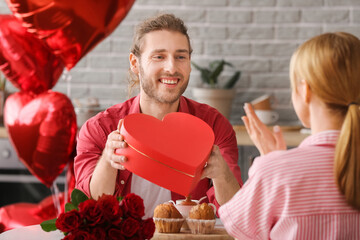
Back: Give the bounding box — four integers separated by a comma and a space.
186, 218, 216, 234
153, 217, 185, 233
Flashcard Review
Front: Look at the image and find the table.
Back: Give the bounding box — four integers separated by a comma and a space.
0, 219, 234, 240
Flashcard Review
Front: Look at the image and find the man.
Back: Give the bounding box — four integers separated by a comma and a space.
74, 13, 242, 218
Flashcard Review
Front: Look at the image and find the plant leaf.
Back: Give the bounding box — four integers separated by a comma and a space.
70, 189, 89, 208
40, 218, 57, 232
224, 71, 241, 89
65, 202, 77, 212
191, 61, 212, 85
209, 60, 225, 84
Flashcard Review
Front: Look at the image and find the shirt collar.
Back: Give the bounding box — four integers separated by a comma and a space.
132, 95, 189, 114
299, 130, 340, 148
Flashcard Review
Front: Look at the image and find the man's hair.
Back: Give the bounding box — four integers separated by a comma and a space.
128, 13, 192, 94
130, 13, 193, 57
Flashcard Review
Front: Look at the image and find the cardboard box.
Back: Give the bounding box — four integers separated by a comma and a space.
115, 112, 215, 196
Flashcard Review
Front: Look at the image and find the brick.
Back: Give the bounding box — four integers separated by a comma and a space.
250, 73, 290, 88
165, 9, 206, 22
124, 9, 159, 22
89, 56, 129, 69
271, 57, 292, 72
204, 42, 251, 56
327, 0, 360, 6
255, 10, 300, 23
229, 0, 275, 7
228, 27, 274, 39
324, 26, 360, 38
277, 26, 322, 40
70, 71, 112, 84
231, 59, 271, 73
112, 39, 132, 53
183, 0, 227, 6
91, 40, 111, 53
277, 0, 323, 7
252, 43, 297, 57
353, 10, 360, 23
302, 10, 349, 23
53, 84, 89, 99
208, 10, 252, 24
112, 70, 131, 85
190, 40, 204, 55
112, 25, 136, 38
190, 26, 227, 40
135, 0, 182, 5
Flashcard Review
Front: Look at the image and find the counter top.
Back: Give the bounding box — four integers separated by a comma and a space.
0, 125, 308, 146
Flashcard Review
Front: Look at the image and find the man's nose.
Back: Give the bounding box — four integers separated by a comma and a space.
163, 58, 176, 74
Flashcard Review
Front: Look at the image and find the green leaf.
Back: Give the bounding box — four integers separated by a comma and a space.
224, 71, 241, 89
117, 196, 124, 202
209, 60, 225, 84
71, 189, 89, 208
40, 218, 57, 232
65, 202, 77, 212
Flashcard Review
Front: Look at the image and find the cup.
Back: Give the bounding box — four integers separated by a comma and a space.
254, 110, 279, 125
251, 94, 272, 110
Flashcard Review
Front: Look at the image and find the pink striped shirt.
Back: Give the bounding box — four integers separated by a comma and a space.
219, 130, 360, 240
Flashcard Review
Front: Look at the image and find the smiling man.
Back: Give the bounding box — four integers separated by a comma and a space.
74, 13, 242, 218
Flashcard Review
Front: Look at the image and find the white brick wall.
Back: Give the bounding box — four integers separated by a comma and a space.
1, 0, 360, 124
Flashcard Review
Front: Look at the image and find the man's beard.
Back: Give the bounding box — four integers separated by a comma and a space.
139, 64, 189, 104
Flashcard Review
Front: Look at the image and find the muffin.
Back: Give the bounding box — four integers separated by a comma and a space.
187, 203, 216, 234
153, 203, 184, 233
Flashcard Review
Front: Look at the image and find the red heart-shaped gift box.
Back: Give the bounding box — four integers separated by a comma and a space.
115, 112, 215, 196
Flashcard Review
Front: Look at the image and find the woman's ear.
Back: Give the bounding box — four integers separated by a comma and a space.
299, 79, 312, 104
129, 53, 139, 74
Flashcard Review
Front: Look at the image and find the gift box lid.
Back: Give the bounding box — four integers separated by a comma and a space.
115, 112, 215, 194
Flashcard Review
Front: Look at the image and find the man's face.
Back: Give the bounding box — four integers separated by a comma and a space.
135, 30, 191, 104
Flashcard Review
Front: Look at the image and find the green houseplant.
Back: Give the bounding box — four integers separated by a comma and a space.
191, 60, 241, 119
191, 60, 241, 89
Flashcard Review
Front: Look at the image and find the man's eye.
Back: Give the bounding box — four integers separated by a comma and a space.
177, 55, 187, 59
153, 55, 163, 59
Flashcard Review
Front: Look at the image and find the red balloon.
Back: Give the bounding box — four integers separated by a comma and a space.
6, 0, 135, 70
4, 90, 77, 187
0, 15, 64, 95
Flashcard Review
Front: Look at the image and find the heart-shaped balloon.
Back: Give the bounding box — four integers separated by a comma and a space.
115, 113, 215, 196
0, 15, 64, 95
4, 90, 77, 187
6, 0, 135, 70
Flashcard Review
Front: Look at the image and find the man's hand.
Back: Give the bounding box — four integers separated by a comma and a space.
242, 103, 286, 155
102, 119, 128, 170
201, 145, 240, 205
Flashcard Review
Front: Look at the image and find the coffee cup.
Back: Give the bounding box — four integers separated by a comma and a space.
254, 110, 279, 125
251, 94, 272, 110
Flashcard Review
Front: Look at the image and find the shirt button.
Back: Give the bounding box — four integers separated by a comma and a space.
120, 180, 125, 185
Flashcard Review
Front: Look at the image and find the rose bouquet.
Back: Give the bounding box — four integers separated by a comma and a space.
41, 189, 155, 240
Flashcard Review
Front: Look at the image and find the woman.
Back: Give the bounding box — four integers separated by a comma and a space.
203, 32, 360, 239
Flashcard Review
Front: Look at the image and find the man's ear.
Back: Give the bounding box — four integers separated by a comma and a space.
129, 53, 139, 74
299, 79, 311, 104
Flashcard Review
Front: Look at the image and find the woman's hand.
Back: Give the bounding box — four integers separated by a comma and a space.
102, 119, 128, 170
242, 103, 287, 155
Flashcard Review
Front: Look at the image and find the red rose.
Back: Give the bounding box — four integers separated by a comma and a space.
120, 217, 140, 237
107, 227, 125, 240
55, 210, 83, 233
140, 218, 155, 239
67, 229, 95, 240
89, 227, 106, 239
97, 194, 122, 223
78, 199, 104, 226
120, 193, 145, 219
